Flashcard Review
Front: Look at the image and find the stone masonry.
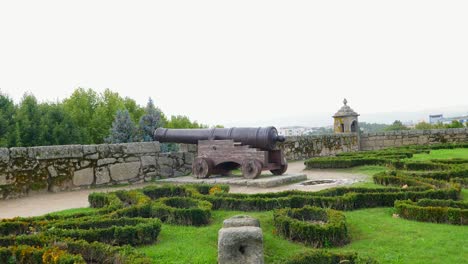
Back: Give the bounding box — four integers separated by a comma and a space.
0, 142, 195, 199
360, 128, 468, 151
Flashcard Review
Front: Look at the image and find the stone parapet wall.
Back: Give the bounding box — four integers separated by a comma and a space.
279, 134, 359, 161
360, 128, 468, 151
0, 142, 194, 199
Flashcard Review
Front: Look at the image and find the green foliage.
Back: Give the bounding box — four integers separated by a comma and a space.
0, 92, 17, 147
415, 120, 465, 129
138, 98, 164, 142
394, 199, 468, 225
358, 122, 389, 133
284, 250, 378, 264
0, 245, 85, 264
384, 120, 409, 131
274, 206, 349, 247
165, 115, 207, 129
105, 109, 137, 143
0, 88, 207, 147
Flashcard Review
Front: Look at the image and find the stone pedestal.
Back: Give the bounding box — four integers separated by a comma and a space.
218, 215, 264, 264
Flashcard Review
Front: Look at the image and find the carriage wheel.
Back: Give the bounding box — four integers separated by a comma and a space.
241, 159, 262, 179
192, 157, 213, 179
271, 157, 288, 175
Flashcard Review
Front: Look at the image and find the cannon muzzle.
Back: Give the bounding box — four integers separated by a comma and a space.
154, 127, 284, 150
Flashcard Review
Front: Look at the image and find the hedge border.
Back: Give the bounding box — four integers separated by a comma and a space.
274, 206, 349, 247
395, 199, 468, 225
283, 250, 378, 264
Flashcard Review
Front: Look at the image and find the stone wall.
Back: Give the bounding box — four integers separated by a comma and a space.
360, 128, 468, 151
0, 142, 195, 199
280, 128, 468, 160
279, 134, 359, 161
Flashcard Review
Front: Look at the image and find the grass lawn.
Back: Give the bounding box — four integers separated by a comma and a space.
135, 208, 468, 264
409, 148, 468, 161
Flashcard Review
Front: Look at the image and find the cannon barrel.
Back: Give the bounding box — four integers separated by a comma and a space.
154, 127, 285, 150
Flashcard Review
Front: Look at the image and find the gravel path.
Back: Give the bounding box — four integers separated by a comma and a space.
0, 161, 368, 219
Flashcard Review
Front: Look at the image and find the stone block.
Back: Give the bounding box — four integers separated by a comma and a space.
158, 155, 174, 167
97, 144, 111, 158
73, 168, 94, 186
82, 145, 97, 155
97, 158, 117, 166
218, 215, 264, 264
159, 166, 174, 178
0, 148, 9, 163
0, 174, 13, 186
122, 142, 160, 154
95, 167, 110, 185
9, 147, 28, 159
109, 162, 140, 181
141, 156, 157, 167
80, 160, 91, 168
184, 152, 194, 165
29, 145, 83, 160
85, 153, 99, 160
47, 166, 58, 177
125, 157, 140, 162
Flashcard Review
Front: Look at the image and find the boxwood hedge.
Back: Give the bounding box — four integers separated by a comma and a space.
274, 206, 349, 247
284, 250, 378, 264
395, 199, 468, 225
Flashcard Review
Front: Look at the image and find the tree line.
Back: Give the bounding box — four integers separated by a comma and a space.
0, 88, 210, 148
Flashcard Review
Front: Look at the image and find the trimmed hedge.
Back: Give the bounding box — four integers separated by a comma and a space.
45, 217, 161, 246
395, 199, 468, 225
0, 245, 85, 264
283, 250, 378, 264
197, 187, 459, 211
0, 237, 152, 264
274, 206, 349, 247
115, 197, 213, 226
305, 143, 468, 169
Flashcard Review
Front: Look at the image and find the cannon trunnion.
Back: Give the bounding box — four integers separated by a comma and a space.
154, 127, 288, 179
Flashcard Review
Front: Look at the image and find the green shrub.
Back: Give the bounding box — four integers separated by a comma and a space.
395, 199, 468, 225
283, 250, 378, 264
0, 245, 85, 264
274, 206, 349, 247
45, 217, 161, 246
152, 197, 212, 226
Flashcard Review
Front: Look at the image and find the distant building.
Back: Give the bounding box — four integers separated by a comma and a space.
333, 99, 359, 133
429, 114, 444, 124
429, 114, 468, 124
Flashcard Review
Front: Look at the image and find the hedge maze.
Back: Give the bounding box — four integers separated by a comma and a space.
0, 143, 466, 263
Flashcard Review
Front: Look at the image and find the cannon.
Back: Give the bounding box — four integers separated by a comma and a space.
154, 127, 288, 179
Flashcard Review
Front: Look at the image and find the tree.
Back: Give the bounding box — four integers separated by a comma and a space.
38, 103, 82, 145
415, 121, 433, 130
166, 115, 207, 129
384, 120, 410, 131
63, 88, 99, 144
138, 98, 163, 141
0, 92, 17, 147
15, 94, 42, 146
446, 120, 464, 128
91, 89, 127, 143
105, 109, 137, 143
358, 122, 389, 133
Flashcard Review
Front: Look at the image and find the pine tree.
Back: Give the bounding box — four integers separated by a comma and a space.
105, 109, 137, 143
138, 98, 163, 142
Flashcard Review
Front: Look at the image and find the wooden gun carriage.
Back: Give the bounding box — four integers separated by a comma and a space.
154, 127, 288, 179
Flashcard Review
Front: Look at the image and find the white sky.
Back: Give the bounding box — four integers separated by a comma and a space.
0, 1, 467, 127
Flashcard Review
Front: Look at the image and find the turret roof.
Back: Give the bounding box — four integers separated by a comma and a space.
333, 98, 359, 117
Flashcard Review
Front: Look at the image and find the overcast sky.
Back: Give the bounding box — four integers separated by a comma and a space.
0, 1, 467, 127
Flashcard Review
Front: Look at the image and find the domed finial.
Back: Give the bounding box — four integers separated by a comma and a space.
343, 98, 347, 106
